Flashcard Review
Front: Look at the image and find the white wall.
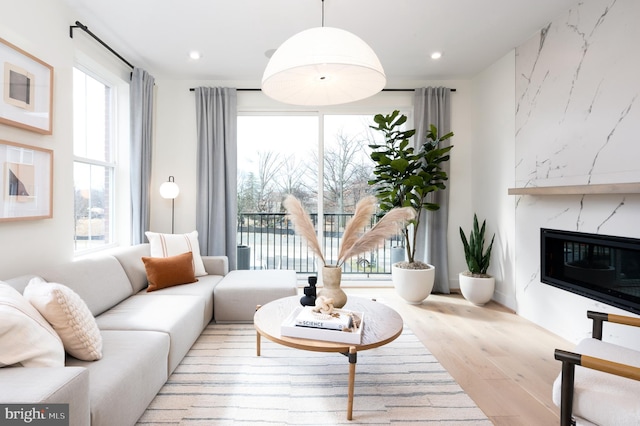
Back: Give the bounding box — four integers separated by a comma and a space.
513, 0, 640, 349
469, 52, 517, 308
0, 0, 134, 279
0, 0, 74, 278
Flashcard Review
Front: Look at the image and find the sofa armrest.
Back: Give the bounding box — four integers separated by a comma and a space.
202, 256, 229, 276
0, 367, 90, 426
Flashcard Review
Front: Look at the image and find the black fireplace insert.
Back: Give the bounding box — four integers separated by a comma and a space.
541, 228, 640, 314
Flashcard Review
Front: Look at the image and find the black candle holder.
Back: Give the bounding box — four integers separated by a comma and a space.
300, 276, 317, 306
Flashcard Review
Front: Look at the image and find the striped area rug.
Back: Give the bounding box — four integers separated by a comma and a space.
137, 324, 491, 425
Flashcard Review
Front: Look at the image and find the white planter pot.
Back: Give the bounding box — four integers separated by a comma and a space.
459, 272, 495, 306
391, 263, 435, 304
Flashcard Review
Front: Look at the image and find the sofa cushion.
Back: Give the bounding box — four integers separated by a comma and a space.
66, 330, 170, 426
145, 230, 207, 276
38, 256, 134, 317
24, 277, 103, 361
2, 274, 41, 294
136, 274, 223, 329
213, 270, 298, 322
0, 282, 65, 367
142, 251, 198, 292
95, 295, 206, 374
108, 243, 151, 293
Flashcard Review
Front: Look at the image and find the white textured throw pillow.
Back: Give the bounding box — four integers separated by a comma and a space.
145, 230, 207, 276
0, 282, 65, 367
24, 277, 103, 361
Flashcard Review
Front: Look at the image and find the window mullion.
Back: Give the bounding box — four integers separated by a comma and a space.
73, 156, 115, 169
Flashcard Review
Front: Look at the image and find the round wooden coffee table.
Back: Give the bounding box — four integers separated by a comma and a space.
254, 295, 403, 420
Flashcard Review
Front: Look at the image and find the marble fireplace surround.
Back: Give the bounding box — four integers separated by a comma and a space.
512, 0, 640, 347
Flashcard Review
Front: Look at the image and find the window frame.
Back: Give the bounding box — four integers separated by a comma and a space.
236, 92, 414, 275
72, 61, 130, 255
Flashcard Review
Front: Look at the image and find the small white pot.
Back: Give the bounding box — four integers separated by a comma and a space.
391, 263, 435, 304
459, 272, 495, 306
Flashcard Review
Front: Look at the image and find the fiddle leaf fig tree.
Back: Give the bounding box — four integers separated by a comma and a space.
368, 110, 454, 267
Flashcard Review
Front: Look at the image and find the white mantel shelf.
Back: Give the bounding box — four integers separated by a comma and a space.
508, 182, 640, 195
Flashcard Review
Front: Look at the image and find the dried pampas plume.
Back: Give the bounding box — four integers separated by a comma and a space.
282, 195, 326, 265
283, 194, 415, 268
337, 196, 377, 262
337, 206, 415, 267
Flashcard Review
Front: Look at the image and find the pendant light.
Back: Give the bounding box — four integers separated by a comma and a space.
261, 0, 386, 106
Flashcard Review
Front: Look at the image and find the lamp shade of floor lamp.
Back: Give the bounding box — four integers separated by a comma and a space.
159, 176, 179, 233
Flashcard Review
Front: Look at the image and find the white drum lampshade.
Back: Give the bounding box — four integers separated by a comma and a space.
261, 27, 386, 106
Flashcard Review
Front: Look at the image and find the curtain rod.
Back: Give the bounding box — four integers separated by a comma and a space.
70, 21, 135, 70
188, 88, 456, 92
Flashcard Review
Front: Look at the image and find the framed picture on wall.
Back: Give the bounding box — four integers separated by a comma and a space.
0, 139, 53, 221
0, 37, 53, 134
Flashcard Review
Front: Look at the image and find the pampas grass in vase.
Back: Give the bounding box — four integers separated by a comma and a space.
283, 195, 414, 308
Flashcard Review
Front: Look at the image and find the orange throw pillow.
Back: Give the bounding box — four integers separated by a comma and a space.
142, 251, 198, 292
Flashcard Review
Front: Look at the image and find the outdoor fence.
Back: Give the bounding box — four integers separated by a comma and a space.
237, 212, 403, 275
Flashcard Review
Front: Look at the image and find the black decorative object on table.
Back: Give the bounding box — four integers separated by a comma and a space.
300, 276, 317, 306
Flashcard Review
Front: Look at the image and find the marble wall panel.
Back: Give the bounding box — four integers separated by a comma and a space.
514, 0, 640, 347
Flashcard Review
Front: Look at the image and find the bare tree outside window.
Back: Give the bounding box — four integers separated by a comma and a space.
323, 128, 375, 217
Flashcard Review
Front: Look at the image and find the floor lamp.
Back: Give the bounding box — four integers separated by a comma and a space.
159, 176, 179, 234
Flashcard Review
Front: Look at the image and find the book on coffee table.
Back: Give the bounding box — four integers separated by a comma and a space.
293, 306, 353, 331
281, 306, 364, 344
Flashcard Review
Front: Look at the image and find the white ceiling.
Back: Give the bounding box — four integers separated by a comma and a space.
62, 0, 580, 86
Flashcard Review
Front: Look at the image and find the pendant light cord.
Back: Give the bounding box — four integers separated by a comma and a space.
321, 0, 325, 27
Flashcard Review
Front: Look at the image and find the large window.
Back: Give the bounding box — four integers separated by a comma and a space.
237, 112, 399, 275
72, 67, 122, 252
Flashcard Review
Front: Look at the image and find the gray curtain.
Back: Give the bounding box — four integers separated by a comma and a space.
414, 87, 452, 293
195, 87, 238, 268
130, 67, 155, 244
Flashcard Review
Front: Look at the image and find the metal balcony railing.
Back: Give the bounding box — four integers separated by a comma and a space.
237, 212, 402, 275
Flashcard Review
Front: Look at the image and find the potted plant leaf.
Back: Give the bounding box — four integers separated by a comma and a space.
368, 110, 453, 303
459, 214, 495, 305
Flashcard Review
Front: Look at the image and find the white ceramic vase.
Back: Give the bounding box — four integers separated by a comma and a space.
459, 272, 495, 306
391, 263, 435, 304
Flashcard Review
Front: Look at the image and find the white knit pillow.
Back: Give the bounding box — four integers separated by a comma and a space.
24, 277, 103, 361
0, 282, 65, 367
145, 230, 207, 276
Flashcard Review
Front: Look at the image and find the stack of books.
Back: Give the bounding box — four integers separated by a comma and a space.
281, 306, 364, 344
294, 306, 354, 331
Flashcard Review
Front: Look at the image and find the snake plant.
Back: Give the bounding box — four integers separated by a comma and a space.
459, 214, 495, 276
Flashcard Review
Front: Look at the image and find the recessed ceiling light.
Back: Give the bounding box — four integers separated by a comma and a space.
189, 51, 201, 60
431, 52, 442, 60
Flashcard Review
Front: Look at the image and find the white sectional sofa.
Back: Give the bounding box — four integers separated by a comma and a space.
0, 243, 228, 426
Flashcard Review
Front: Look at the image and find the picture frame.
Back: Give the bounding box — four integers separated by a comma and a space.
0, 37, 53, 134
0, 139, 53, 221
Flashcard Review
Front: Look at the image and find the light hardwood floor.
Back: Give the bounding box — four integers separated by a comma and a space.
344, 287, 575, 426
